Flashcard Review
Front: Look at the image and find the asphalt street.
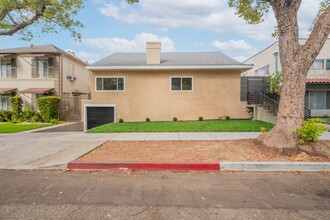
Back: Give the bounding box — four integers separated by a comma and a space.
0, 170, 329, 219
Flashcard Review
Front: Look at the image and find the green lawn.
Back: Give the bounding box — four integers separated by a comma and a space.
0, 123, 52, 133
87, 120, 274, 133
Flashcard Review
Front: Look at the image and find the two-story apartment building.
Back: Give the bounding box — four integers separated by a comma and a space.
0, 44, 90, 121
242, 39, 330, 117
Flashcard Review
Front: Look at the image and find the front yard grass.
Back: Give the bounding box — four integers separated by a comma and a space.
0, 123, 52, 133
87, 120, 274, 133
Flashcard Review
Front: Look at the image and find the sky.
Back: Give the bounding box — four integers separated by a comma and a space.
0, 0, 324, 63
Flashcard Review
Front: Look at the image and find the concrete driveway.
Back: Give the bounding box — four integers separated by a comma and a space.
0, 132, 114, 169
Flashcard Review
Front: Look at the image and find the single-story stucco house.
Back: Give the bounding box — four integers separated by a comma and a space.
82, 42, 253, 130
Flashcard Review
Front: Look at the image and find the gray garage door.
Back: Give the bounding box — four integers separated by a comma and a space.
86, 107, 114, 130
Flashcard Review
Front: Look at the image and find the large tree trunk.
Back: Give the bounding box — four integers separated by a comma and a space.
258, 65, 307, 149
258, 0, 330, 150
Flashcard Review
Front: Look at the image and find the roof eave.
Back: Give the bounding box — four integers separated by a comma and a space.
86, 65, 254, 71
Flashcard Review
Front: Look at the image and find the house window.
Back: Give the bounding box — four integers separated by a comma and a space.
171, 77, 193, 91
38, 58, 49, 77
0, 59, 11, 78
96, 77, 125, 91
310, 59, 325, 70
255, 65, 270, 76
0, 95, 11, 110
306, 91, 326, 109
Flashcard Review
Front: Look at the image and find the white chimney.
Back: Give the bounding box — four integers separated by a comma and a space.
146, 42, 161, 64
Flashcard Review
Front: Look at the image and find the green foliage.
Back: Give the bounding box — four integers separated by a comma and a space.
23, 110, 43, 122
50, 118, 60, 124
267, 72, 282, 95
227, 0, 270, 24
260, 127, 267, 133
199, 116, 203, 121
37, 96, 61, 122
296, 118, 328, 143
146, 117, 151, 122
119, 118, 124, 123
173, 117, 178, 122
0, 0, 84, 41
0, 110, 13, 122
9, 96, 23, 121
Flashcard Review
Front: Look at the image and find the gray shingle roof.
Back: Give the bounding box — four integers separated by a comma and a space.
91, 52, 243, 66
0, 45, 62, 54
0, 44, 86, 65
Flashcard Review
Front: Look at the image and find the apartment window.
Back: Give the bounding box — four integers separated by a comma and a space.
67, 62, 74, 76
306, 91, 326, 109
255, 65, 270, 76
0, 95, 11, 110
96, 77, 125, 91
171, 77, 193, 91
0, 59, 11, 78
310, 59, 325, 70
37, 58, 49, 77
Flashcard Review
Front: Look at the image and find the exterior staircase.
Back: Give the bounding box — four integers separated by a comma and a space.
247, 92, 311, 123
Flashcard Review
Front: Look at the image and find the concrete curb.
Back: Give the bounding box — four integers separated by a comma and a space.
220, 162, 330, 172
67, 161, 330, 172
68, 161, 220, 171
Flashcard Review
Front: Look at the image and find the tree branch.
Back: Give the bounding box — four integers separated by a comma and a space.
0, 10, 8, 21
302, 5, 330, 63
0, 3, 46, 36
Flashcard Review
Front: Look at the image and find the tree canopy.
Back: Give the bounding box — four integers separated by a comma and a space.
0, 0, 84, 40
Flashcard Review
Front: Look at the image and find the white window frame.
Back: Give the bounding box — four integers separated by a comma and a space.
0, 95, 11, 110
37, 58, 49, 78
84, 104, 116, 131
0, 58, 11, 78
306, 90, 327, 110
170, 76, 194, 92
310, 59, 325, 70
95, 76, 125, 92
67, 62, 74, 76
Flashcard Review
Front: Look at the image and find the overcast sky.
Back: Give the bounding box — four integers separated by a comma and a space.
0, 0, 323, 63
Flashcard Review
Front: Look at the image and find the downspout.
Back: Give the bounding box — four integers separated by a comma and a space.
273, 52, 279, 74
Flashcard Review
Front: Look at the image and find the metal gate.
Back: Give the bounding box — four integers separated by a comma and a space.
61, 94, 88, 121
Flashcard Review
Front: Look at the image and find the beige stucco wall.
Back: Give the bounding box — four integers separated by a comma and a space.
0, 56, 57, 109
82, 69, 250, 122
243, 39, 330, 77
62, 55, 90, 94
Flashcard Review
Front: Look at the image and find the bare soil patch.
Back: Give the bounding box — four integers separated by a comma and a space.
77, 140, 330, 162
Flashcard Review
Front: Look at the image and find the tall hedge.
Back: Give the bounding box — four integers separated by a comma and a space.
9, 95, 23, 121
37, 96, 61, 122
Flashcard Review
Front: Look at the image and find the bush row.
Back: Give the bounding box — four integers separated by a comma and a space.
0, 96, 61, 123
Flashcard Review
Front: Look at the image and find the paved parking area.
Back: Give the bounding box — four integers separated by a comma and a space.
1, 131, 330, 170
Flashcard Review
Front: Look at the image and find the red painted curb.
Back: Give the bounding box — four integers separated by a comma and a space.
68, 161, 220, 171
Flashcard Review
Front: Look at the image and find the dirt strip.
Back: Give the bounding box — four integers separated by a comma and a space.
77, 140, 330, 162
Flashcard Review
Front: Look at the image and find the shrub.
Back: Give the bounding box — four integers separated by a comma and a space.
225, 116, 231, 120
173, 117, 178, 122
199, 116, 203, 121
9, 96, 23, 121
50, 118, 60, 124
23, 110, 43, 122
119, 118, 124, 123
37, 96, 61, 122
260, 127, 267, 133
296, 118, 328, 143
0, 110, 13, 122
146, 117, 150, 122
